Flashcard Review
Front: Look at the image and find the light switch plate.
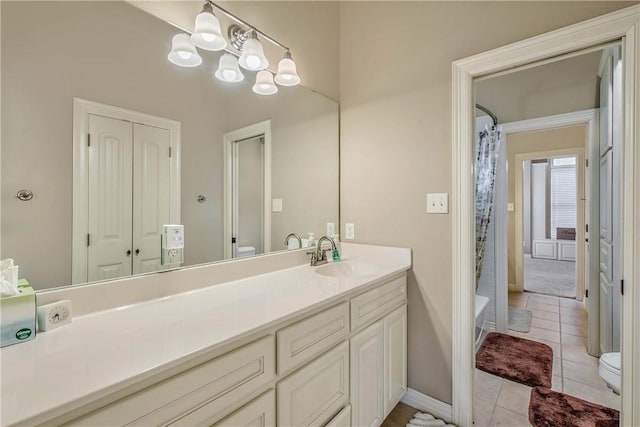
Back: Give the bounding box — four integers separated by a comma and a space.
345, 223, 355, 240
507, 203, 514, 212
326, 222, 335, 236
37, 300, 72, 332
272, 198, 283, 212
427, 193, 448, 214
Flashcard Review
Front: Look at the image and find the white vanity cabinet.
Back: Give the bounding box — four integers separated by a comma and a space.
350, 304, 407, 427
59, 273, 407, 427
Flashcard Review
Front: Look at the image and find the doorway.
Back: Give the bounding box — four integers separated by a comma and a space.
451, 6, 640, 426
223, 121, 272, 259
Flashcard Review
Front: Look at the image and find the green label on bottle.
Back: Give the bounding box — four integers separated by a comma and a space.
15, 328, 32, 340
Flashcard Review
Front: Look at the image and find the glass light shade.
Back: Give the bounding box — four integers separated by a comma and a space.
215, 54, 244, 82
168, 34, 202, 67
191, 11, 226, 51
275, 57, 300, 86
252, 70, 278, 95
239, 37, 269, 71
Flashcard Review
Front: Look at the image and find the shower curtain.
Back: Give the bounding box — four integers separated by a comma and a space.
475, 124, 501, 285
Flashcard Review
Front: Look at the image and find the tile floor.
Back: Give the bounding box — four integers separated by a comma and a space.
474, 291, 620, 426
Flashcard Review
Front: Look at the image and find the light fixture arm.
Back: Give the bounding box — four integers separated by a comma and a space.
205, 0, 289, 51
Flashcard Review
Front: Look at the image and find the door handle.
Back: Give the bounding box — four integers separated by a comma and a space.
126, 250, 132, 257
135, 249, 140, 256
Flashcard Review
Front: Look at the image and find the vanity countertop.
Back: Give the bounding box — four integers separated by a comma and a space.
0, 243, 411, 426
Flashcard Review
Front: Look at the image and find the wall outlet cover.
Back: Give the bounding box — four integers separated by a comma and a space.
326, 222, 335, 236
37, 300, 72, 332
345, 223, 355, 240
272, 198, 283, 212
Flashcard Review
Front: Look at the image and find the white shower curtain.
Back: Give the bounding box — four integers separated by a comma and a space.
475, 124, 501, 285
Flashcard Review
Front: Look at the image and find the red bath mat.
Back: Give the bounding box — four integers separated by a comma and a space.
476, 332, 553, 388
529, 387, 619, 427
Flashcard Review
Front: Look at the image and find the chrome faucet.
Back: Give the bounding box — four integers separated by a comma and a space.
284, 233, 302, 249
307, 235, 337, 266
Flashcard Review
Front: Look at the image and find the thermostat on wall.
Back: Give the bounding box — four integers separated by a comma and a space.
37, 300, 72, 332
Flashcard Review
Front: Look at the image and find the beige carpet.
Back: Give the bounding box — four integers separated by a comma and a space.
524, 254, 575, 298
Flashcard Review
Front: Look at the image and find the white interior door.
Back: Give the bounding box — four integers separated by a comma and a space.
87, 114, 133, 282
132, 123, 171, 274
231, 136, 265, 258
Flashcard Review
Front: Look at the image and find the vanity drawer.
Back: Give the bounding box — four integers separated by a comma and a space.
277, 341, 349, 427
68, 336, 275, 427
174, 389, 275, 427
277, 302, 349, 374
325, 404, 351, 427
350, 275, 406, 331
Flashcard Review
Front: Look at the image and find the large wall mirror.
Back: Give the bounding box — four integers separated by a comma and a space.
1, 1, 339, 291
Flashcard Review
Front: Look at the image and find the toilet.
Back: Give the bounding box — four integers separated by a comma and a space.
237, 246, 256, 258
599, 352, 621, 395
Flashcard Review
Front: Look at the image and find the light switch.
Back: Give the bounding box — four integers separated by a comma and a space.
427, 193, 448, 214
326, 222, 335, 236
345, 223, 355, 240
507, 203, 514, 212
272, 198, 283, 212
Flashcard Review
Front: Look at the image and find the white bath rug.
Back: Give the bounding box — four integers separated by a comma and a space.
407, 412, 456, 427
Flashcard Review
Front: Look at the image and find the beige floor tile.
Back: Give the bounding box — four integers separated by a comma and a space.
552, 357, 562, 376
530, 317, 560, 332
552, 375, 563, 392
527, 293, 559, 304
526, 326, 561, 343
495, 379, 532, 416
560, 311, 587, 326
476, 369, 503, 404
561, 343, 599, 367
474, 398, 494, 427
509, 300, 527, 309
563, 378, 621, 410
561, 322, 586, 337
563, 359, 608, 388
561, 332, 587, 346
530, 309, 560, 321
489, 406, 532, 426
526, 301, 560, 313
559, 297, 583, 308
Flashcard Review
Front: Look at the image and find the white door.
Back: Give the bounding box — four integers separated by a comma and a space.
232, 136, 264, 258
87, 114, 133, 282
383, 305, 407, 417
132, 123, 171, 274
350, 321, 384, 427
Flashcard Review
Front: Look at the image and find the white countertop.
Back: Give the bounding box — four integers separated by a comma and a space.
0, 244, 411, 426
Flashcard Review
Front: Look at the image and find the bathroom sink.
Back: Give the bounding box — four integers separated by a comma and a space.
315, 261, 378, 278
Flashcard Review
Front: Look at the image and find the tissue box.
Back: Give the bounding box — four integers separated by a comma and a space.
1, 279, 36, 347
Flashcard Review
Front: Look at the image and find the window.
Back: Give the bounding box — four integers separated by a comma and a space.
550, 156, 577, 239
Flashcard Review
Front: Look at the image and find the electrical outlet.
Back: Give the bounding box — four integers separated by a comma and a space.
345, 223, 355, 240
326, 222, 335, 236
427, 193, 448, 214
272, 198, 283, 212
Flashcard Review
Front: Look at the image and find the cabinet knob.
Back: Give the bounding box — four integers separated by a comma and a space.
126, 250, 131, 256
135, 249, 140, 256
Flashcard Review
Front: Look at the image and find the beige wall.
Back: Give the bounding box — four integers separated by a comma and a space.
506, 125, 588, 285
339, 1, 634, 404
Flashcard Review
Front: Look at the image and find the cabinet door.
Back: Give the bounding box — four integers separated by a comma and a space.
384, 305, 407, 417
211, 390, 275, 427
277, 341, 349, 427
350, 321, 384, 427
326, 405, 351, 427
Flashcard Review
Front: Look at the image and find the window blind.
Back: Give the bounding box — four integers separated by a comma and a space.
550, 162, 577, 239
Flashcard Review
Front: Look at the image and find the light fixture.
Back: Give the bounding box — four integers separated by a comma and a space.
215, 53, 244, 82
166, 1, 299, 96
191, 3, 226, 51
238, 31, 269, 71
168, 34, 202, 67
253, 70, 278, 95
275, 51, 300, 86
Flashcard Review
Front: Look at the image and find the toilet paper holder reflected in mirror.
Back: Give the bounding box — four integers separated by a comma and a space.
16, 190, 34, 201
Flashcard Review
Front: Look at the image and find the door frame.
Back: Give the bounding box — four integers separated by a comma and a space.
451, 6, 639, 426
514, 147, 585, 298
72, 98, 181, 285
223, 120, 272, 259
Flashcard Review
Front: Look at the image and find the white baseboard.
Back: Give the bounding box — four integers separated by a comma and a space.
400, 388, 453, 422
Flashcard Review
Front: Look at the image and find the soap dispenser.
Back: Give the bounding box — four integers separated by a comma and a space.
307, 232, 316, 247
